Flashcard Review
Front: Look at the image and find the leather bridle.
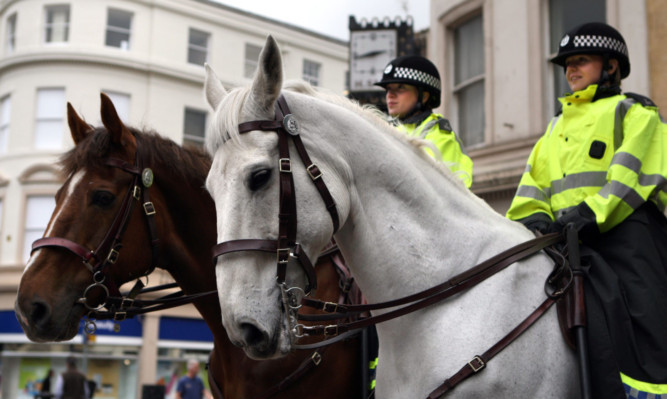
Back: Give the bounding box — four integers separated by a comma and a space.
211, 95, 340, 324
31, 139, 164, 325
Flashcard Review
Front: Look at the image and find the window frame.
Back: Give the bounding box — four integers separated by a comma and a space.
450, 12, 486, 148
22, 194, 56, 263
302, 59, 321, 87
244, 43, 262, 79
105, 8, 133, 50
182, 107, 207, 147
34, 88, 65, 150
0, 95, 10, 154
44, 4, 70, 44
6, 13, 17, 54
187, 28, 210, 65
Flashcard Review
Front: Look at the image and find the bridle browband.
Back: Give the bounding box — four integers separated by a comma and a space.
211, 95, 340, 296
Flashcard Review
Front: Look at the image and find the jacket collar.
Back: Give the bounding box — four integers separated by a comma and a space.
561, 84, 621, 104
399, 109, 432, 125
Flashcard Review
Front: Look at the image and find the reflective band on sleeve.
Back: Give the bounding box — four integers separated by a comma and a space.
611, 152, 642, 174
598, 180, 645, 210
516, 185, 550, 203
550, 171, 608, 195
614, 98, 636, 151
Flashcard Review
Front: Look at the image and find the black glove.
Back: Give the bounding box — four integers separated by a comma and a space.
518, 213, 553, 234
547, 202, 599, 239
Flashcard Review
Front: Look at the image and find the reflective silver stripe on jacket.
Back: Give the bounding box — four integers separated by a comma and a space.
597, 180, 645, 210
550, 171, 608, 196
614, 97, 637, 151
516, 185, 550, 203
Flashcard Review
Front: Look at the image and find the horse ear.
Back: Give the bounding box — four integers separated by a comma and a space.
250, 35, 283, 115
204, 64, 227, 110
67, 103, 91, 145
100, 93, 135, 147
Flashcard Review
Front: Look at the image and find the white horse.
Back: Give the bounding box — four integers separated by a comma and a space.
204, 36, 577, 398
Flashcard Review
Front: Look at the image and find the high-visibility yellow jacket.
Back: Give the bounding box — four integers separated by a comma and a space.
506, 84, 667, 232
398, 112, 473, 188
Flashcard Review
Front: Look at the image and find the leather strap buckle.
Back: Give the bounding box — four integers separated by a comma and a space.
469, 356, 485, 372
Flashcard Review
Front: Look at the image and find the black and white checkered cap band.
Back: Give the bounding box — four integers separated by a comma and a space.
573, 34, 628, 56
393, 67, 441, 90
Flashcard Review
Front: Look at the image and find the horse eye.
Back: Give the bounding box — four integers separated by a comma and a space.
248, 169, 271, 191
92, 191, 115, 208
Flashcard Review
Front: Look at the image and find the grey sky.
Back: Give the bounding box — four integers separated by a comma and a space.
212, 0, 430, 41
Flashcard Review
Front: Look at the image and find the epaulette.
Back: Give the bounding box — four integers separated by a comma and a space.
624, 92, 657, 107
436, 117, 453, 132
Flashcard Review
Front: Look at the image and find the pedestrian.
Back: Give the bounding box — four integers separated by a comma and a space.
506, 22, 667, 398
375, 55, 473, 187
54, 357, 89, 399
175, 359, 212, 399
36, 369, 54, 399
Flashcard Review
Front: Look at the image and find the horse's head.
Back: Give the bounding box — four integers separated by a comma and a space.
204, 36, 348, 359
15, 93, 156, 341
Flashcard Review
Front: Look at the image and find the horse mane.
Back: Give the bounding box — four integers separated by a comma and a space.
206, 79, 470, 192
60, 126, 211, 185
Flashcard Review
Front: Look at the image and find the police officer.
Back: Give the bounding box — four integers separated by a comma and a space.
375, 55, 473, 187
507, 22, 667, 398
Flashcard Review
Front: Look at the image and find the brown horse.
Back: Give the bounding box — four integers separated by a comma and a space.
14, 93, 364, 399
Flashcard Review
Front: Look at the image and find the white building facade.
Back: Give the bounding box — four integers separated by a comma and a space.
0, 1, 347, 398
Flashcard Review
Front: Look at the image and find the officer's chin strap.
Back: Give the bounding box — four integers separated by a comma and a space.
599, 54, 612, 86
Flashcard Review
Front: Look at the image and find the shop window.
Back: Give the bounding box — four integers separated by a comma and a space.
188, 28, 209, 65
6, 13, 16, 54
183, 108, 206, 147
453, 13, 485, 147
0, 95, 9, 154
303, 59, 321, 87
23, 195, 55, 262
44, 4, 69, 43
547, 0, 605, 112
106, 8, 133, 50
35, 88, 65, 150
244, 43, 262, 78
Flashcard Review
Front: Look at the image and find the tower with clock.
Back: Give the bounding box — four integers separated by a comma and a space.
348, 16, 423, 111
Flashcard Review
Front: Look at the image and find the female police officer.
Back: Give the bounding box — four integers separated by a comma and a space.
507, 22, 667, 398
375, 55, 473, 187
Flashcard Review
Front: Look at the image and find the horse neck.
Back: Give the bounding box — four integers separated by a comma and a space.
325, 110, 531, 302
149, 157, 223, 328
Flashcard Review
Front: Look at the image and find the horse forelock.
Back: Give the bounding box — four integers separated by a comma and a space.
205, 87, 251, 155
61, 125, 211, 185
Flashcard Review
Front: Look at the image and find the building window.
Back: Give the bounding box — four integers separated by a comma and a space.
102, 91, 130, 122
188, 28, 209, 65
0, 95, 9, 154
183, 108, 206, 147
23, 195, 56, 263
244, 44, 262, 78
106, 8, 133, 50
547, 0, 605, 112
6, 13, 16, 54
453, 14, 485, 147
35, 88, 65, 150
44, 5, 69, 43
303, 60, 321, 87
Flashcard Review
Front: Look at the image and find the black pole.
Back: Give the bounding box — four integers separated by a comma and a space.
565, 223, 592, 399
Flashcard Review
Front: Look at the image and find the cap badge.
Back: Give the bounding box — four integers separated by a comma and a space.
560, 34, 570, 47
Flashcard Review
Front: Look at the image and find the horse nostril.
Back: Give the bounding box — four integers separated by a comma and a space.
29, 300, 52, 327
240, 323, 267, 347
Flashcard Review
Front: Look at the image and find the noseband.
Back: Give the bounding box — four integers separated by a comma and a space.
211, 94, 339, 317
31, 140, 160, 315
